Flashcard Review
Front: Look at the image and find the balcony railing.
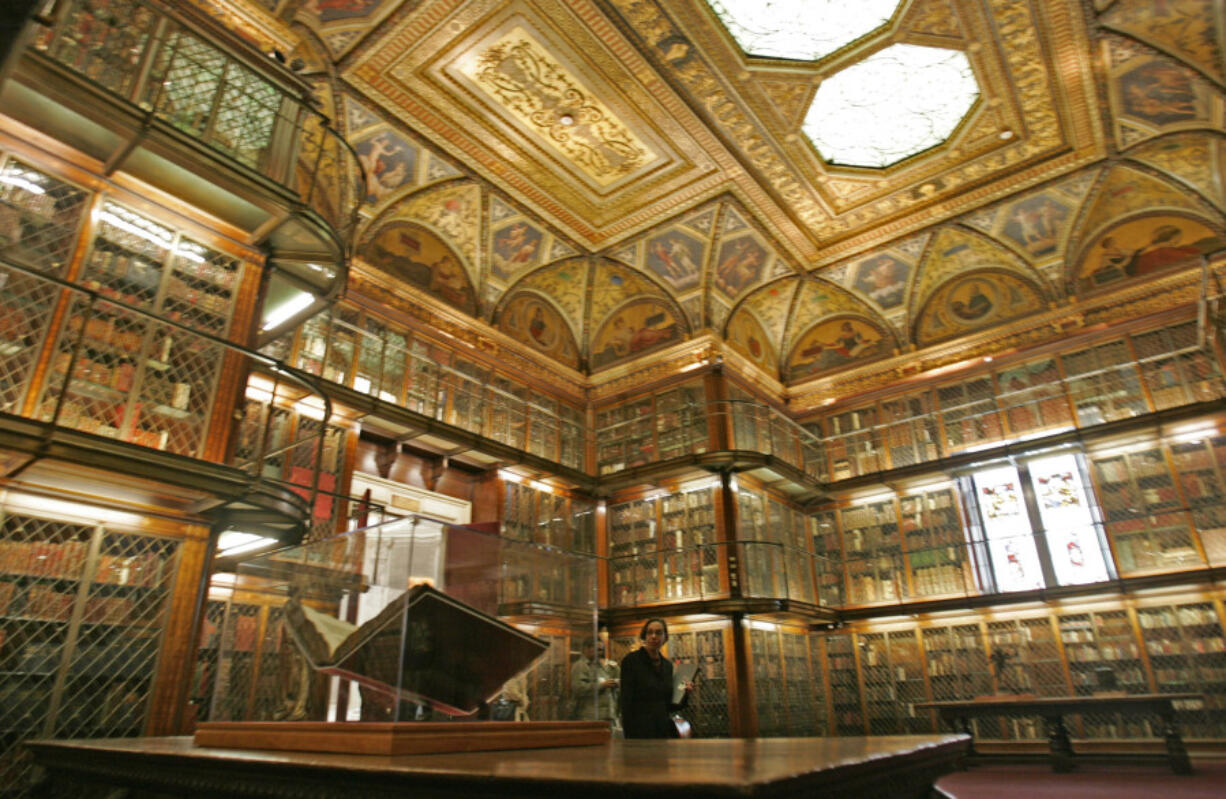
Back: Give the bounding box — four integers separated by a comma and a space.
722, 400, 827, 480
0, 255, 332, 541
29, 0, 362, 242
810, 323, 1226, 480
605, 541, 843, 609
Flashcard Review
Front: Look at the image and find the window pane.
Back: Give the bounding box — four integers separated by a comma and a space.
1028, 453, 1111, 585
972, 464, 1045, 591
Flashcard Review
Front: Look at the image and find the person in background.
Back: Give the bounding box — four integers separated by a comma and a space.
571, 638, 620, 731
618, 618, 692, 739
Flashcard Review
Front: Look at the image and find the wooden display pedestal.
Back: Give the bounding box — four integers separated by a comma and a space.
194, 721, 611, 755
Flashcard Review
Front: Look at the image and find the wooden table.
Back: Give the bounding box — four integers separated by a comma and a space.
916, 693, 1202, 774
25, 733, 970, 799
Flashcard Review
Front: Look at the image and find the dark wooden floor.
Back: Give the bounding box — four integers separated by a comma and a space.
935, 761, 1226, 799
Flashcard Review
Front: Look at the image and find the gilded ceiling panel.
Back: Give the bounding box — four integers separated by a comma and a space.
737, 277, 798, 355
589, 260, 671, 328
782, 279, 882, 362
398, 181, 483, 275
496, 291, 581, 368
785, 316, 893, 383
1075, 164, 1215, 245
344, 0, 725, 247
965, 180, 1088, 270
298, 0, 402, 57
1101, 0, 1224, 85
1071, 214, 1224, 296
726, 309, 779, 376
914, 270, 1045, 346
1104, 43, 1224, 150
589, 297, 687, 371
608, 0, 1096, 263
841, 249, 917, 312
512, 257, 589, 341
456, 26, 658, 187
1127, 133, 1226, 211
913, 227, 1037, 314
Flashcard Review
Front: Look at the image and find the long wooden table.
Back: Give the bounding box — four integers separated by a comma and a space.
915, 693, 1202, 774
25, 733, 970, 799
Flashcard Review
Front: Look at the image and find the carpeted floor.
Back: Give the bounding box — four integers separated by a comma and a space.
934, 761, 1226, 798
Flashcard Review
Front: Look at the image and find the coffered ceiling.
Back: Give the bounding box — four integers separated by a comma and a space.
214, 0, 1225, 391
338, 0, 1102, 261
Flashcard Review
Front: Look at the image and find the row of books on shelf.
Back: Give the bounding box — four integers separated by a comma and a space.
0, 540, 88, 579
0, 543, 165, 588
1145, 636, 1226, 655
927, 653, 985, 676
1065, 641, 1141, 662
1070, 666, 1146, 687
53, 351, 192, 406
1153, 665, 1226, 684
910, 562, 967, 596
1138, 605, 1221, 627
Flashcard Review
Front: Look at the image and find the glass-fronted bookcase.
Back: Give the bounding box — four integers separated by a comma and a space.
1, 153, 250, 460
594, 378, 708, 475
277, 304, 586, 472
808, 319, 1226, 479
605, 477, 723, 607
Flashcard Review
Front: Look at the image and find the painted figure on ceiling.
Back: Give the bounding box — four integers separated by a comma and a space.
1080, 216, 1222, 291
591, 303, 680, 369
646, 231, 702, 288
788, 318, 886, 379
853, 254, 909, 308
356, 132, 415, 203
1002, 195, 1068, 257
714, 237, 766, 296
492, 221, 543, 278
950, 281, 993, 322
304, 0, 383, 23
1119, 61, 1200, 125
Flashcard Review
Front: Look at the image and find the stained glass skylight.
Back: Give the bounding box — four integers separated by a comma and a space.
707, 0, 900, 61
804, 44, 979, 168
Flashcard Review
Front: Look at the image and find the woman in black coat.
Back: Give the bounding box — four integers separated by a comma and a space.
618, 618, 691, 739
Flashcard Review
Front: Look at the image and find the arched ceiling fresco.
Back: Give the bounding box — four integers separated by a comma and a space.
212, 0, 1226, 385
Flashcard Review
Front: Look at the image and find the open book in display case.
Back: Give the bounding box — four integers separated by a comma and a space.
196, 514, 605, 754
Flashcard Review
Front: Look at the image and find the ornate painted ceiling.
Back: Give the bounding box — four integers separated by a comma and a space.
214, 0, 1225, 396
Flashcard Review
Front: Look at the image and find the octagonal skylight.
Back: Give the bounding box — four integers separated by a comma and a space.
708, 0, 900, 61
804, 44, 979, 168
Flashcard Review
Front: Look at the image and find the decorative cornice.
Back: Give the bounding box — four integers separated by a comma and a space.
786, 265, 1211, 413
348, 263, 588, 401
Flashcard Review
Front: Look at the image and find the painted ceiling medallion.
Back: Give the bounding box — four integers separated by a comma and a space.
461, 27, 655, 186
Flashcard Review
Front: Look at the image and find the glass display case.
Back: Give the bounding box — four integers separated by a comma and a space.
208, 515, 598, 724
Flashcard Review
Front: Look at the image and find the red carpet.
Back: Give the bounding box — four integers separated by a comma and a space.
935, 762, 1226, 798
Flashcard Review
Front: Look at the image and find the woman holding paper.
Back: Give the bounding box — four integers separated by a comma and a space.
618, 618, 694, 738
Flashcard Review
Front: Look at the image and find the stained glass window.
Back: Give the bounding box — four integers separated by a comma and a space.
1028, 453, 1113, 585
971, 464, 1046, 592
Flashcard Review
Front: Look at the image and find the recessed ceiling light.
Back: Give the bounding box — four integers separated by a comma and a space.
558, 112, 575, 126
999, 130, 1014, 140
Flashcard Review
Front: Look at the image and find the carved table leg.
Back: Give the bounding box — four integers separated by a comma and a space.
1044, 714, 1074, 773
1160, 709, 1194, 775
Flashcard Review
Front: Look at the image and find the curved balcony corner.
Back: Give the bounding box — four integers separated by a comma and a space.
0, 258, 336, 549
2, 0, 365, 343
